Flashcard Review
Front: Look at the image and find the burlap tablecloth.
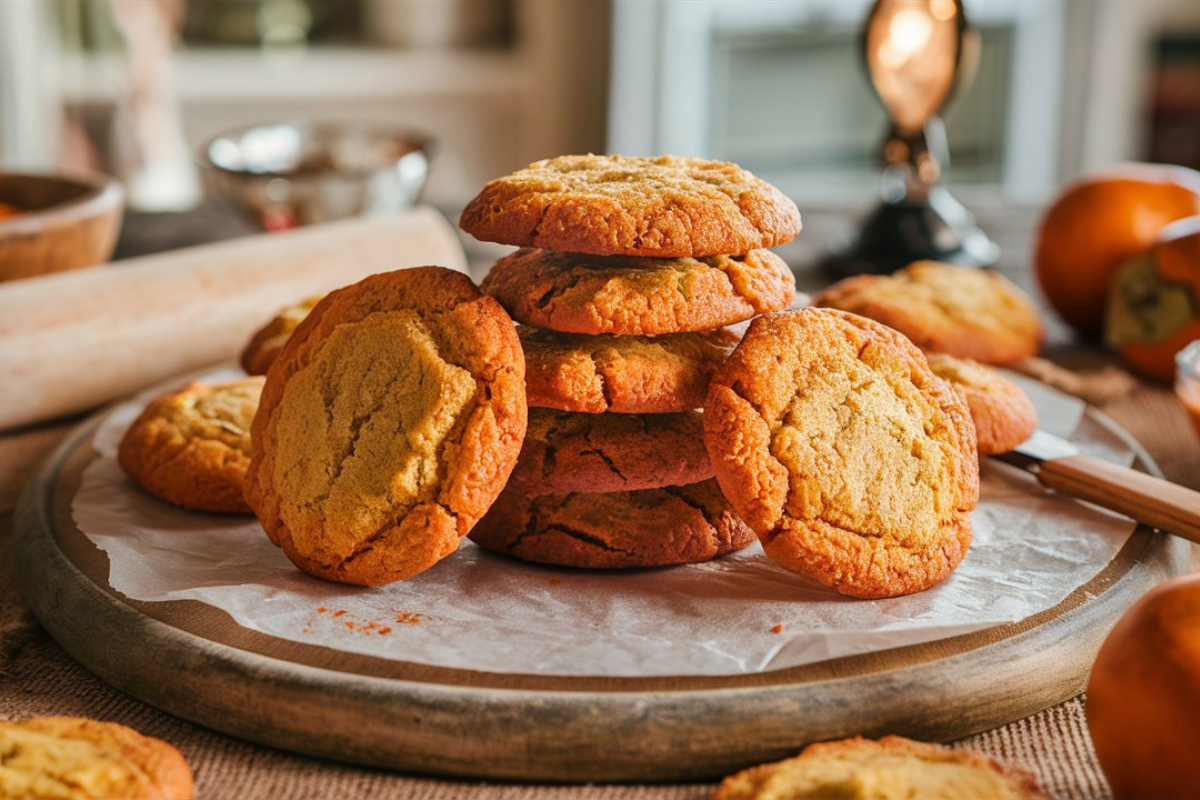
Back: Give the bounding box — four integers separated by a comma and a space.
3, 204, 1198, 799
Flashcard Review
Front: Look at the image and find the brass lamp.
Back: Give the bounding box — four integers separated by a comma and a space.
824, 0, 999, 276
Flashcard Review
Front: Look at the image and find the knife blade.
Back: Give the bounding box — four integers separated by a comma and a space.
992, 429, 1200, 544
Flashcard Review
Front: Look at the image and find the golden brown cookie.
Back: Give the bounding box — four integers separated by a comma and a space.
926, 353, 1039, 455
482, 248, 795, 336
520, 325, 740, 413
713, 735, 1048, 800
812, 260, 1043, 366
508, 408, 712, 495
240, 294, 323, 375
117, 377, 264, 514
244, 266, 527, 586
459, 154, 801, 258
470, 479, 755, 568
0, 716, 195, 800
703, 307, 979, 599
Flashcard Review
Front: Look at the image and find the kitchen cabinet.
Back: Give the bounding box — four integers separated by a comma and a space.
5, 0, 610, 212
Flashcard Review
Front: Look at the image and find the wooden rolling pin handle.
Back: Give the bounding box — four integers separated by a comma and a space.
1035, 454, 1200, 545
0, 208, 467, 431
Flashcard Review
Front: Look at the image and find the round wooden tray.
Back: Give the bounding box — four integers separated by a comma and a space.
14, 404, 1189, 782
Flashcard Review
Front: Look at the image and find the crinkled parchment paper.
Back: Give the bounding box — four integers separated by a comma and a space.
72, 368, 1135, 676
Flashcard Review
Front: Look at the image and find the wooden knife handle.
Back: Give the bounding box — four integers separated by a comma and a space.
1036, 454, 1200, 544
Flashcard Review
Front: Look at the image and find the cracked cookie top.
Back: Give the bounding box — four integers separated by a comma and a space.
712, 735, 1048, 800
482, 248, 795, 336
240, 294, 324, 375
703, 307, 979, 599
813, 260, 1043, 366
469, 479, 755, 569
244, 267, 527, 586
459, 154, 801, 258
507, 408, 712, 494
0, 716, 194, 800
520, 325, 741, 414
926, 353, 1038, 455
117, 377, 264, 514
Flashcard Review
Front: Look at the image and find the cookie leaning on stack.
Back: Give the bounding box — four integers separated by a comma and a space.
703, 308, 980, 599
460, 154, 801, 568
243, 267, 528, 586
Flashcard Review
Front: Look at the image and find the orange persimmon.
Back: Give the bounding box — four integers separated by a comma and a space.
1034, 164, 1200, 341
1106, 215, 1200, 382
1086, 574, 1200, 799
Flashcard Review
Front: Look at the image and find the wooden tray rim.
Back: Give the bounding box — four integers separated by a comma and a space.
14, 400, 1190, 781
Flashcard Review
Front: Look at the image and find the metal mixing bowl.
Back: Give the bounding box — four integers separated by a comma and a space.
199, 121, 432, 229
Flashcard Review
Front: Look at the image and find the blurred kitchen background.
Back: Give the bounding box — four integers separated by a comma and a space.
1, 0, 1198, 226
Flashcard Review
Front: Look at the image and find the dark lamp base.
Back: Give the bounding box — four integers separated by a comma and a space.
821, 188, 1000, 277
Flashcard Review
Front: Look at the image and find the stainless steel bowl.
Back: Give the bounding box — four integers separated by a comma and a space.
199, 121, 432, 229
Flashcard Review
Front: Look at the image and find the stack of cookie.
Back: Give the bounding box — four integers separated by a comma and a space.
458, 154, 802, 569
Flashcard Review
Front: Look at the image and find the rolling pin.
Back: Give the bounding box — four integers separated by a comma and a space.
0, 207, 468, 430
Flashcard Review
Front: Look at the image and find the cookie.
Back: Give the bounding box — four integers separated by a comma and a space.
0, 716, 194, 800
249, 316, 739, 414
117, 377, 264, 514
470, 479, 755, 568
812, 260, 1043, 366
713, 735, 1048, 800
481, 248, 795, 336
703, 307, 979, 599
508, 408, 712, 494
520, 325, 740, 414
244, 266, 527, 586
459, 154, 801, 258
240, 294, 323, 375
926, 353, 1039, 455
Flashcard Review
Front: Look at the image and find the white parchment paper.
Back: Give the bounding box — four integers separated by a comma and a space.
72, 369, 1136, 677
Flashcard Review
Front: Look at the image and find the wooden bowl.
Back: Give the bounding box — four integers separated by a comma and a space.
0, 172, 125, 283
